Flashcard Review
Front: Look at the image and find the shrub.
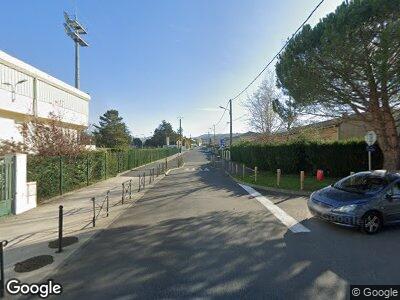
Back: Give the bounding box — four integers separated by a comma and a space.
28, 147, 179, 201
230, 140, 383, 177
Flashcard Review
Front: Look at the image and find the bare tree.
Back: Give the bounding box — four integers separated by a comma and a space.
244, 74, 280, 135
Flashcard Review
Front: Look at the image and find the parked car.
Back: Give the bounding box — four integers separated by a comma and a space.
308, 170, 400, 234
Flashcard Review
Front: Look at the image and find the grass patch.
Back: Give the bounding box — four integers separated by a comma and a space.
233, 170, 338, 192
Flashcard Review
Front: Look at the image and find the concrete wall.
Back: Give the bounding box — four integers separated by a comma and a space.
5, 153, 37, 215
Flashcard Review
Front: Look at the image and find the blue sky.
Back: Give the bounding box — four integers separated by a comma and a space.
1, 0, 343, 137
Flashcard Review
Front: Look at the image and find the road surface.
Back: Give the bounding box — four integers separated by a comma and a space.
50, 148, 400, 299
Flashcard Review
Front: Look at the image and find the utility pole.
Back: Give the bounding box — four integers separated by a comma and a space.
177, 116, 183, 153
213, 124, 216, 146
63, 11, 89, 89
229, 99, 233, 148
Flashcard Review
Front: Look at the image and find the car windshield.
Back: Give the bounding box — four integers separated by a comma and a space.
333, 173, 389, 194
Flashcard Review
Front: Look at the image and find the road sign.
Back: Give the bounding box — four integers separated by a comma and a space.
364, 131, 377, 146
220, 139, 225, 147
366, 145, 376, 152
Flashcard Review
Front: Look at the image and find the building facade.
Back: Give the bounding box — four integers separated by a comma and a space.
0, 50, 90, 143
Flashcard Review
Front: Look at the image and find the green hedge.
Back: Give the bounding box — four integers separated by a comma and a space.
230, 140, 383, 177
28, 147, 179, 201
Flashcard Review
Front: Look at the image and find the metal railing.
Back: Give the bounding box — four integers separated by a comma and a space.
121, 179, 132, 204
91, 190, 111, 227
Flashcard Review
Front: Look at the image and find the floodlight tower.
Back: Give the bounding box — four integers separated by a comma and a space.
63, 11, 89, 89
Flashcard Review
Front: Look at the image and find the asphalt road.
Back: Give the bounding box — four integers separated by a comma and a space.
49, 149, 400, 299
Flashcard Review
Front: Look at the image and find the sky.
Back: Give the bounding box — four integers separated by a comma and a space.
0, 0, 343, 138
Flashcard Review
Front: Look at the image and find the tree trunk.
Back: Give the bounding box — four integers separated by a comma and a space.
371, 108, 400, 171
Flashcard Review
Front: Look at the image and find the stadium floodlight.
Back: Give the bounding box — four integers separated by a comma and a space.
63, 11, 89, 89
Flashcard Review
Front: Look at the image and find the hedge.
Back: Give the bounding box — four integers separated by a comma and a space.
28, 147, 179, 201
230, 140, 383, 178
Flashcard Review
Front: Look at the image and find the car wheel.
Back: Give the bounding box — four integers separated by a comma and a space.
361, 212, 382, 234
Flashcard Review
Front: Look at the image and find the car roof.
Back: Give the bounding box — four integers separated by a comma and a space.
361, 170, 400, 181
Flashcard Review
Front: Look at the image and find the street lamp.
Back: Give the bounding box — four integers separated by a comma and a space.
1, 79, 27, 102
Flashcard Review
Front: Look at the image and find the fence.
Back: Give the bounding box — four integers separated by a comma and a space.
0, 151, 186, 295
214, 153, 342, 192
27, 148, 179, 201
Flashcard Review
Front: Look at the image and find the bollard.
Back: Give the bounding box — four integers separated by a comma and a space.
0, 240, 8, 298
122, 182, 125, 204
300, 171, 305, 190
242, 164, 245, 178
143, 172, 146, 188
165, 157, 168, 170
92, 197, 96, 227
57, 205, 63, 253
138, 174, 141, 191
255, 167, 258, 183
106, 191, 110, 217
235, 163, 238, 175
129, 180, 132, 199
277, 169, 281, 187
153, 168, 155, 181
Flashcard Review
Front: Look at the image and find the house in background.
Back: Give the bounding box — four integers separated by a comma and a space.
0, 50, 90, 143
291, 116, 367, 141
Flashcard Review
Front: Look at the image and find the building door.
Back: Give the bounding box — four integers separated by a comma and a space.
0, 156, 14, 217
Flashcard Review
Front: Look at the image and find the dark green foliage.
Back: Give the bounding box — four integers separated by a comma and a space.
132, 138, 143, 148
28, 148, 179, 202
93, 110, 132, 148
144, 120, 180, 147
231, 140, 383, 177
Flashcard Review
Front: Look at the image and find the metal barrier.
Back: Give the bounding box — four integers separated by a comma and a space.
91, 190, 111, 227
0, 240, 7, 298
121, 179, 132, 204
57, 205, 63, 253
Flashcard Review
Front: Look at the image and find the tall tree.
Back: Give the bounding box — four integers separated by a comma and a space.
132, 137, 143, 148
93, 110, 132, 148
144, 120, 179, 147
244, 74, 280, 135
276, 0, 400, 169
272, 96, 300, 132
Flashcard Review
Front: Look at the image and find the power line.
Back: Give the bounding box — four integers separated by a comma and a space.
209, 0, 325, 139
233, 113, 248, 121
229, 0, 325, 101
214, 100, 230, 127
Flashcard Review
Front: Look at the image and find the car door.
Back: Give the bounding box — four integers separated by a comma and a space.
382, 180, 400, 223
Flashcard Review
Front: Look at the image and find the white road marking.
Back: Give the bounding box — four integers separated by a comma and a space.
238, 184, 310, 233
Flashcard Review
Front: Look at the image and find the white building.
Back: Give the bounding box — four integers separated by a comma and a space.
0, 50, 90, 142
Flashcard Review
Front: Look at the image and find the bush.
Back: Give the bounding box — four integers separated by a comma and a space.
28, 147, 179, 201
230, 140, 383, 177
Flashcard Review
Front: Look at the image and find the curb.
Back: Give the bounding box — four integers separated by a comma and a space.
222, 169, 312, 197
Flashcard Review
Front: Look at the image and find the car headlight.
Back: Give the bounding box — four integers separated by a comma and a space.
332, 204, 358, 213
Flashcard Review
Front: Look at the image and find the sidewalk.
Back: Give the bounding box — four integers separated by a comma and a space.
0, 152, 184, 286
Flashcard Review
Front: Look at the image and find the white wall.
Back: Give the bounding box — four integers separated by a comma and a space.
0, 50, 90, 141
0, 117, 23, 142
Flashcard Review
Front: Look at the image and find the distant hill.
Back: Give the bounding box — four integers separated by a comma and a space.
195, 131, 259, 145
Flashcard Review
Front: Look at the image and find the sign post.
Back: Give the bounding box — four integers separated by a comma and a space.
364, 131, 377, 171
